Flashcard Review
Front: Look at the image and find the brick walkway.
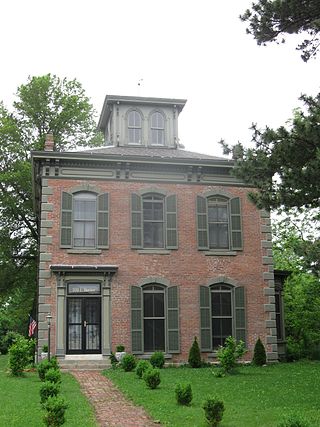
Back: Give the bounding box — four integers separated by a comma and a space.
71, 370, 161, 427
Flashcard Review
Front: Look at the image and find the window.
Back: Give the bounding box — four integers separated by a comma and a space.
131, 284, 179, 354
128, 110, 142, 144
150, 112, 165, 145
200, 284, 246, 351
197, 195, 243, 251
73, 193, 96, 247
131, 192, 177, 250
143, 194, 164, 248
61, 191, 109, 249
143, 285, 165, 351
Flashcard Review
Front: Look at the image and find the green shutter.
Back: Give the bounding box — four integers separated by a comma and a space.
235, 286, 246, 345
230, 197, 243, 250
97, 193, 109, 249
166, 194, 178, 249
131, 286, 143, 354
131, 193, 142, 248
200, 286, 212, 351
197, 196, 209, 250
167, 286, 180, 353
60, 192, 72, 248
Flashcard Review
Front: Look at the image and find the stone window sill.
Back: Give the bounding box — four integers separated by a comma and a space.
67, 249, 102, 255
204, 251, 237, 256
138, 249, 171, 255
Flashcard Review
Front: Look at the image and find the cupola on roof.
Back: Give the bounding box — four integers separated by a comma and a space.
98, 95, 187, 149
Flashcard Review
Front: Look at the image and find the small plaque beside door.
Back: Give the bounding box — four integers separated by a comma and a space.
68, 283, 101, 295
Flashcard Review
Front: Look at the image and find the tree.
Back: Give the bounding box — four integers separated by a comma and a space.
240, 0, 320, 61
220, 93, 320, 210
0, 74, 104, 331
273, 216, 320, 359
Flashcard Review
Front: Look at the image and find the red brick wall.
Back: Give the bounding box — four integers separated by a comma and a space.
43, 179, 271, 361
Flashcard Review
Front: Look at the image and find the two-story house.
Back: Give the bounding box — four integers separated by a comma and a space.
31, 95, 279, 366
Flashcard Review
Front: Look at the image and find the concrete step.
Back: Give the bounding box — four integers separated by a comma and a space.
58, 358, 111, 371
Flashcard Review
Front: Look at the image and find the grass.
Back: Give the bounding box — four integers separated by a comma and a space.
0, 355, 98, 427
104, 362, 320, 427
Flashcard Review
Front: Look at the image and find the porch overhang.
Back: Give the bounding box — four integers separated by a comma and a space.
50, 265, 118, 274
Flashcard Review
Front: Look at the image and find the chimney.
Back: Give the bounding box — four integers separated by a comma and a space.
44, 133, 54, 151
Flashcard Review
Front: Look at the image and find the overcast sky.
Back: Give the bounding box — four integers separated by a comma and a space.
0, 0, 319, 156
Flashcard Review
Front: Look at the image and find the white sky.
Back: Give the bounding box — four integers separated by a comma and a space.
0, 0, 319, 156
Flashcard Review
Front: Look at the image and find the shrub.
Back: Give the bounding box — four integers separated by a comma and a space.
40, 381, 60, 404
42, 344, 49, 353
38, 358, 59, 382
143, 368, 161, 389
45, 368, 62, 384
136, 360, 151, 379
116, 345, 125, 352
109, 352, 119, 368
121, 353, 136, 372
43, 396, 68, 427
175, 383, 192, 406
150, 351, 165, 369
202, 397, 225, 427
212, 367, 226, 378
277, 413, 311, 427
217, 336, 246, 373
8, 335, 33, 376
0, 331, 23, 355
252, 337, 267, 366
188, 336, 201, 368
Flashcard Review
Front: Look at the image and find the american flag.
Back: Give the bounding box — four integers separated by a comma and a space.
28, 316, 37, 337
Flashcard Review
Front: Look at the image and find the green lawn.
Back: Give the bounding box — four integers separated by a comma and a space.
104, 362, 320, 427
0, 356, 97, 427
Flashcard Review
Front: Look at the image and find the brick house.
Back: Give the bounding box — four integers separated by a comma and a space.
31, 95, 281, 366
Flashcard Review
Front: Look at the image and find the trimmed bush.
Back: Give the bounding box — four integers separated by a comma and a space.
202, 397, 225, 427
217, 336, 246, 373
136, 360, 151, 379
277, 413, 311, 427
43, 396, 68, 427
40, 381, 60, 404
45, 368, 62, 384
252, 338, 267, 366
121, 353, 136, 372
143, 368, 161, 389
116, 345, 125, 352
188, 336, 201, 368
37, 358, 60, 382
150, 351, 165, 369
175, 383, 193, 406
8, 335, 33, 376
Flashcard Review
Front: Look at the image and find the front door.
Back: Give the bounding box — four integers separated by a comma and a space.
67, 297, 101, 354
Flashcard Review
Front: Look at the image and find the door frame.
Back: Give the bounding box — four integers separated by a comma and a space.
66, 296, 102, 354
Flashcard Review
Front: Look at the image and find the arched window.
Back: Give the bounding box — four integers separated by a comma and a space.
143, 193, 165, 248
199, 283, 245, 352
61, 191, 109, 249
131, 191, 178, 250
131, 283, 179, 354
143, 284, 165, 352
150, 112, 165, 145
196, 194, 243, 251
73, 192, 97, 247
211, 284, 233, 348
128, 110, 142, 144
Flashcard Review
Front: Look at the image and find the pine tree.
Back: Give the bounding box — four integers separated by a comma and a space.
188, 337, 201, 368
252, 338, 267, 366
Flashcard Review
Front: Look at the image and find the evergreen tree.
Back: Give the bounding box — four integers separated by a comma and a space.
188, 337, 201, 368
252, 338, 267, 366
